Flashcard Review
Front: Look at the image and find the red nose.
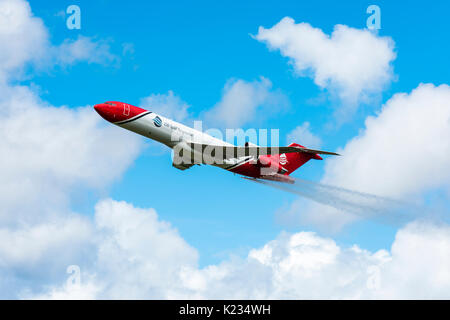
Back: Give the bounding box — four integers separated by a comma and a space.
94, 102, 149, 123
94, 103, 117, 122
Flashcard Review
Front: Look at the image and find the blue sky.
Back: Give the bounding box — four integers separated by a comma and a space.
26, 0, 449, 266
1, 0, 449, 298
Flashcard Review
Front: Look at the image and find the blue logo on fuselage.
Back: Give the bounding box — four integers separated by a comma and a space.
153, 116, 162, 127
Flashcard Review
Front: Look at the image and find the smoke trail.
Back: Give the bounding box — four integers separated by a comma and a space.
245, 177, 419, 226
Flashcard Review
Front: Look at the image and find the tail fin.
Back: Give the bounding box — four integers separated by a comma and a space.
278, 143, 322, 175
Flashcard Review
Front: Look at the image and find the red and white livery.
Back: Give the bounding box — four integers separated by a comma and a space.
94, 102, 339, 184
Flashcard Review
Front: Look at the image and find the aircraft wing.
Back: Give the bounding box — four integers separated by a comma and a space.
187, 142, 340, 158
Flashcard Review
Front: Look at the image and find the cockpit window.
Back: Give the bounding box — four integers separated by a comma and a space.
105, 102, 116, 106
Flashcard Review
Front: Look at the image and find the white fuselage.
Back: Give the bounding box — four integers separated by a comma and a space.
116, 111, 249, 169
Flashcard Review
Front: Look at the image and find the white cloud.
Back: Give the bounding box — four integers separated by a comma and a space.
187, 231, 385, 299
0, 216, 92, 270
0, 0, 48, 80
92, 199, 199, 299
323, 83, 450, 197
1, 0, 449, 301
140, 90, 190, 122
377, 222, 450, 298
140, 78, 288, 128
284, 83, 450, 231
200, 221, 450, 299
0, 0, 117, 82
255, 17, 396, 118
31, 281, 100, 300
0, 0, 140, 225
286, 122, 322, 148
0, 213, 96, 299
0, 84, 142, 224
20, 199, 198, 299
0, 1, 142, 298
0, 0, 187, 299
20, 201, 450, 299
204, 77, 289, 128
0, 81, 142, 293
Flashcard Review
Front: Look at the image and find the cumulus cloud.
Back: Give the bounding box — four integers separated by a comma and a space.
286, 122, 322, 148
21, 201, 450, 299
0, 84, 142, 224
0, 0, 142, 297
255, 17, 396, 119
196, 221, 450, 299
0, 216, 92, 271
0, 79, 141, 296
283, 83, 450, 231
204, 77, 289, 128
0, 0, 117, 81
31, 281, 100, 300
0, 211, 97, 299
0, 0, 140, 225
2, 0, 449, 301
93, 200, 199, 299
0, 0, 48, 80
19, 199, 198, 299
140, 90, 191, 123
0, 83, 142, 291
323, 83, 450, 197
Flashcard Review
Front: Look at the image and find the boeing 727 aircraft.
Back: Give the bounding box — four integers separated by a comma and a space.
94, 101, 339, 184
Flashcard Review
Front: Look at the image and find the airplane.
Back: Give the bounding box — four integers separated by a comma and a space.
93, 101, 339, 184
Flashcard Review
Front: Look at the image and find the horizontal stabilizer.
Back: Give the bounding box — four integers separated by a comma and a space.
294, 147, 340, 156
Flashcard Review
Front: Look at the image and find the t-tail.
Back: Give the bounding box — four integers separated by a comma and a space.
280, 142, 323, 175
257, 142, 337, 184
